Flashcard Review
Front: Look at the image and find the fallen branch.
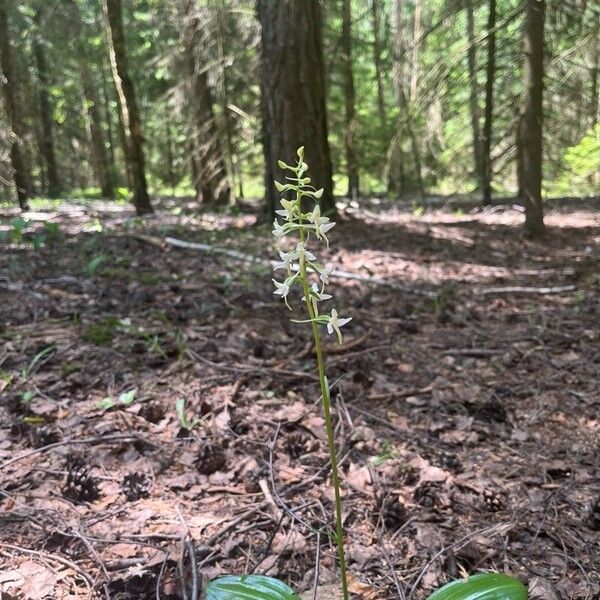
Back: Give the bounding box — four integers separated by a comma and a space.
132, 234, 578, 298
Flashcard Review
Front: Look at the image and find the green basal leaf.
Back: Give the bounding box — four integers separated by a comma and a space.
119, 388, 137, 406
426, 573, 528, 600
206, 575, 301, 600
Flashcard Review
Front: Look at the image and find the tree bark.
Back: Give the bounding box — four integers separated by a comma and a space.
341, 0, 359, 199
464, 0, 484, 190
103, 0, 152, 214
520, 0, 546, 238
33, 6, 61, 198
371, 0, 387, 131
410, 0, 422, 104
0, 1, 31, 210
257, 0, 334, 219
178, 0, 230, 206
69, 0, 113, 198
481, 0, 496, 205
387, 0, 424, 199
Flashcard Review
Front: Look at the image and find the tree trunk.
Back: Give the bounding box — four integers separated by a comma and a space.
371, 0, 387, 131
103, 0, 152, 215
0, 2, 31, 210
33, 6, 61, 198
387, 0, 424, 199
464, 0, 484, 190
178, 0, 230, 206
341, 0, 359, 199
410, 0, 422, 104
481, 0, 496, 205
520, 0, 546, 238
257, 0, 334, 218
69, 0, 113, 198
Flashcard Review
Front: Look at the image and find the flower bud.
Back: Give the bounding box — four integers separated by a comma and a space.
297, 146, 305, 160
314, 188, 324, 198
277, 160, 288, 169
274, 180, 285, 192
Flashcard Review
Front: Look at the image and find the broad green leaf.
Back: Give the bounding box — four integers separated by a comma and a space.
98, 397, 115, 410
426, 573, 528, 600
119, 388, 137, 406
206, 575, 301, 600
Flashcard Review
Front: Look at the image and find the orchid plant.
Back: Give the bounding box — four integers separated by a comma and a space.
271, 146, 351, 600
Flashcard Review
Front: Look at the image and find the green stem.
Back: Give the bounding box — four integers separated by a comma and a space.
298, 223, 349, 600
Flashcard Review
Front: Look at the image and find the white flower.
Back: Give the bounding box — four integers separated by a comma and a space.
273, 250, 295, 271
319, 265, 335, 285
326, 308, 352, 344
290, 241, 316, 263
272, 278, 291, 298
308, 205, 335, 244
302, 282, 332, 303
272, 219, 286, 240
275, 199, 296, 221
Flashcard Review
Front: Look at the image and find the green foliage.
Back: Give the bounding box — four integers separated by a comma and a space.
206, 575, 300, 600
426, 573, 528, 600
98, 388, 137, 411
81, 318, 119, 346
175, 398, 200, 431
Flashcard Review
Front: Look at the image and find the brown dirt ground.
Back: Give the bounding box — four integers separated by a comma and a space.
0, 198, 599, 599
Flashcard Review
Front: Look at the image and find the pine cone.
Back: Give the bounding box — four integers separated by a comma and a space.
62, 458, 100, 503
588, 498, 600, 531
121, 473, 151, 501
286, 431, 312, 459
438, 451, 462, 474
482, 488, 505, 512
30, 425, 61, 448
377, 495, 408, 530
195, 444, 227, 475
414, 483, 438, 508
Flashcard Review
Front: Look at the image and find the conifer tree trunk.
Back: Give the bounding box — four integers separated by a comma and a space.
371, 0, 387, 131
103, 0, 152, 215
0, 2, 31, 210
341, 0, 359, 199
257, 0, 334, 218
465, 0, 484, 190
69, 0, 113, 198
481, 0, 496, 205
178, 0, 230, 206
33, 7, 61, 198
520, 0, 546, 237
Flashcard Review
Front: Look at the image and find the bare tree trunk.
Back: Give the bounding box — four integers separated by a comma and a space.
464, 0, 484, 190
103, 0, 152, 215
520, 0, 546, 238
178, 0, 230, 206
481, 0, 496, 205
69, 0, 113, 198
33, 6, 61, 198
371, 1, 387, 131
0, 2, 30, 210
257, 0, 334, 218
387, 0, 424, 199
341, 0, 359, 199
410, 0, 421, 104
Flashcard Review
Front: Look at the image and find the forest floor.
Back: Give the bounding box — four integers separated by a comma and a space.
0, 197, 599, 600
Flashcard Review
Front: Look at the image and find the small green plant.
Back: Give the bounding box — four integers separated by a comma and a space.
206, 575, 300, 600
98, 388, 137, 411
425, 572, 527, 600
175, 398, 200, 431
